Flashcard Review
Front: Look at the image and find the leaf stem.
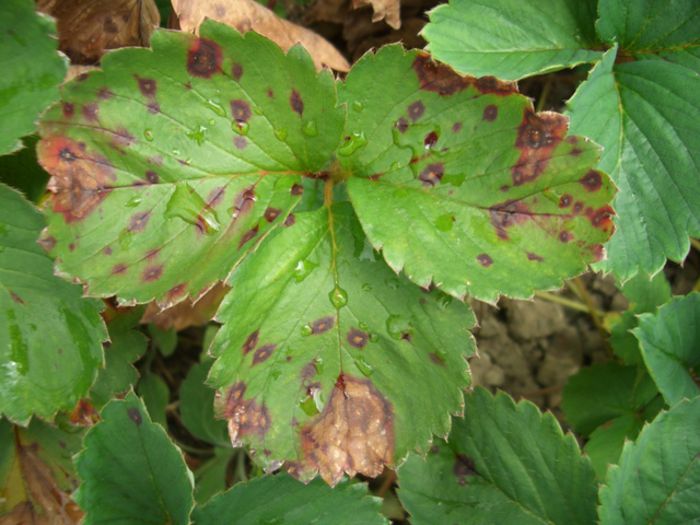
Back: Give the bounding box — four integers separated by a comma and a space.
534, 291, 591, 314
690, 237, 700, 252
536, 75, 553, 112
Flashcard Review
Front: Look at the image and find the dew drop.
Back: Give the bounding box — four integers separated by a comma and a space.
300, 324, 313, 336
386, 314, 413, 340
302, 120, 318, 137
352, 101, 364, 113
385, 277, 400, 290
337, 132, 367, 156
369, 332, 379, 342
171, 149, 181, 157
274, 128, 288, 141
186, 124, 207, 145
232, 121, 249, 135
435, 213, 455, 232
118, 229, 133, 249
361, 283, 372, 292
294, 259, 318, 282
205, 99, 226, 117
438, 295, 453, 309
143, 129, 154, 141
126, 195, 143, 208
328, 286, 348, 308
353, 356, 374, 377
165, 182, 221, 234
299, 396, 319, 416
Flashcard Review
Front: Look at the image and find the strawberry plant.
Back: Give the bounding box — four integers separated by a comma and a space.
1, 0, 699, 523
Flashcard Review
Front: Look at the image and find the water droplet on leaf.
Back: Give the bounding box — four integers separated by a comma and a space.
435, 213, 455, 232
186, 125, 207, 145
302, 120, 318, 137
337, 132, 367, 156
386, 314, 413, 340
126, 195, 142, 208
352, 101, 364, 113
165, 182, 221, 234
328, 286, 348, 308
353, 356, 374, 377
294, 259, 318, 282
143, 129, 154, 141
274, 128, 288, 141
232, 121, 249, 135
205, 99, 226, 117
300, 324, 313, 336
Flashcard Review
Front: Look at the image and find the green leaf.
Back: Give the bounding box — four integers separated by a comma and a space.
599, 396, 700, 524
634, 292, 700, 406
148, 323, 177, 356
193, 447, 234, 504
568, 45, 700, 280
37, 20, 343, 306
0, 183, 106, 424
180, 359, 228, 446
422, 0, 602, 81
597, 0, 700, 52
0, 136, 49, 202
208, 204, 475, 484
584, 414, 644, 479
562, 362, 659, 435
74, 393, 194, 525
397, 389, 597, 525
192, 475, 387, 525
90, 308, 148, 407
0, 0, 67, 155
137, 371, 170, 427
341, 46, 615, 302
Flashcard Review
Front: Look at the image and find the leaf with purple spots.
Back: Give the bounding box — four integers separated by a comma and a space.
0, 184, 107, 425
37, 20, 344, 306
207, 204, 475, 485
340, 46, 616, 302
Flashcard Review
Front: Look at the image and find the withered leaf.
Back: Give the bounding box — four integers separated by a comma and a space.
140, 282, 229, 331
172, 0, 350, 71
37, 0, 160, 64
351, 0, 401, 29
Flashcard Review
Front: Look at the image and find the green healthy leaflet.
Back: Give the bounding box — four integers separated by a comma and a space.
0, 0, 67, 156
0, 183, 106, 425
208, 204, 474, 485
599, 396, 700, 524
568, 46, 700, 280
597, 0, 700, 52
634, 292, 700, 406
192, 475, 387, 525
397, 389, 597, 525
74, 393, 194, 525
341, 46, 615, 302
37, 20, 343, 307
422, 0, 601, 81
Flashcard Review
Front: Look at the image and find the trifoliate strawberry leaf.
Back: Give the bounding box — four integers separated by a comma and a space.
568, 45, 700, 280
397, 389, 597, 525
598, 396, 700, 524
596, 0, 700, 52
341, 46, 615, 302
180, 359, 228, 447
74, 393, 194, 525
0, 183, 106, 425
137, 371, 170, 427
37, 20, 343, 307
422, 0, 602, 81
0, 0, 67, 155
192, 475, 387, 525
634, 292, 700, 406
89, 307, 148, 407
208, 204, 475, 485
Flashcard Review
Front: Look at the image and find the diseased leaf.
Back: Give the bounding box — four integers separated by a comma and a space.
89, 308, 148, 407
141, 282, 228, 331
352, 0, 400, 30
0, 184, 106, 424
596, 0, 700, 52
192, 475, 387, 525
568, 46, 700, 280
341, 46, 615, 302
37, 0, 160, 64
634, 292, 700, 406
599, 396, 700, 524
0, 0, 67, 155
422, 0, 602, 81
172, 0, 350, 72
73, 393, 194, 525
38, 20, 344, 307
397, 389, 597, 525
208, 204, 475, 485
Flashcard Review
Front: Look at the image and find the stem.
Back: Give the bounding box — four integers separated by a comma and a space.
690, 237, 700, 251
536, 76, 553, 112
376, 469, 397, 497
535, 291, 590, 313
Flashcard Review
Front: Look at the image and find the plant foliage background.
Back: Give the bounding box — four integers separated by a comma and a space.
0, 0, 698, 524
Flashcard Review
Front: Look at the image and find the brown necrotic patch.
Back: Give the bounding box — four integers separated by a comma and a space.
453, 454, 477, 485
167, 283, 188, 301
559, 194, 572, 208
483, 104, 498, 121
489, 199, 532, 240
347, 328, 369, 348
82, 103, 99, 121
238, 226, 259, 248
231, 99, 251, 123
395, 117, 409, 133
98, 87, 114, 100
284, 214, 296, 227
476, 253, 493, 267
512, 111, 568, 186
407, 101, 425, 122
111, 263, 127, 275
580, 170, 603, 192
290, 89, 304, 116
527, 252, 544, 262
233, 186, 256, 216
559, 231, 573, 243
136, 76, 157, 97
147, 102, 160, 114
233, 136, 248, 150
252, 344, 276, 365
264, 207, 281, 222
127, 408, 142, 425
287, 375, 394, 486
187, 38, 222, 78
589, 206, 614, 232
475, 76, 517, 96
419, 163, 444, 187
242, 330, 259, 355
10, 291, 24, 304
311, 316, 334, 334
291, 183, 304, 196
142, 264, 163, 282
145, 170, 159, 184
424, 131, 438, 149
62, 102, 74, 118
224, 382, 271, 447
127, 211, 150, 232
38, 137, 115, 224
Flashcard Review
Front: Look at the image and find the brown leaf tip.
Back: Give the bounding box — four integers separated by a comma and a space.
288, 375, 394, 486
224, 382, 271, 446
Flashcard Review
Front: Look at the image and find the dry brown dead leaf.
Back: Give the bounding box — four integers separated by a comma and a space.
0, 439, 81, 525
172, 0, 350, 71
141, 282, 229, 331
37, 0, 160, 64
351, 0, 401, 28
